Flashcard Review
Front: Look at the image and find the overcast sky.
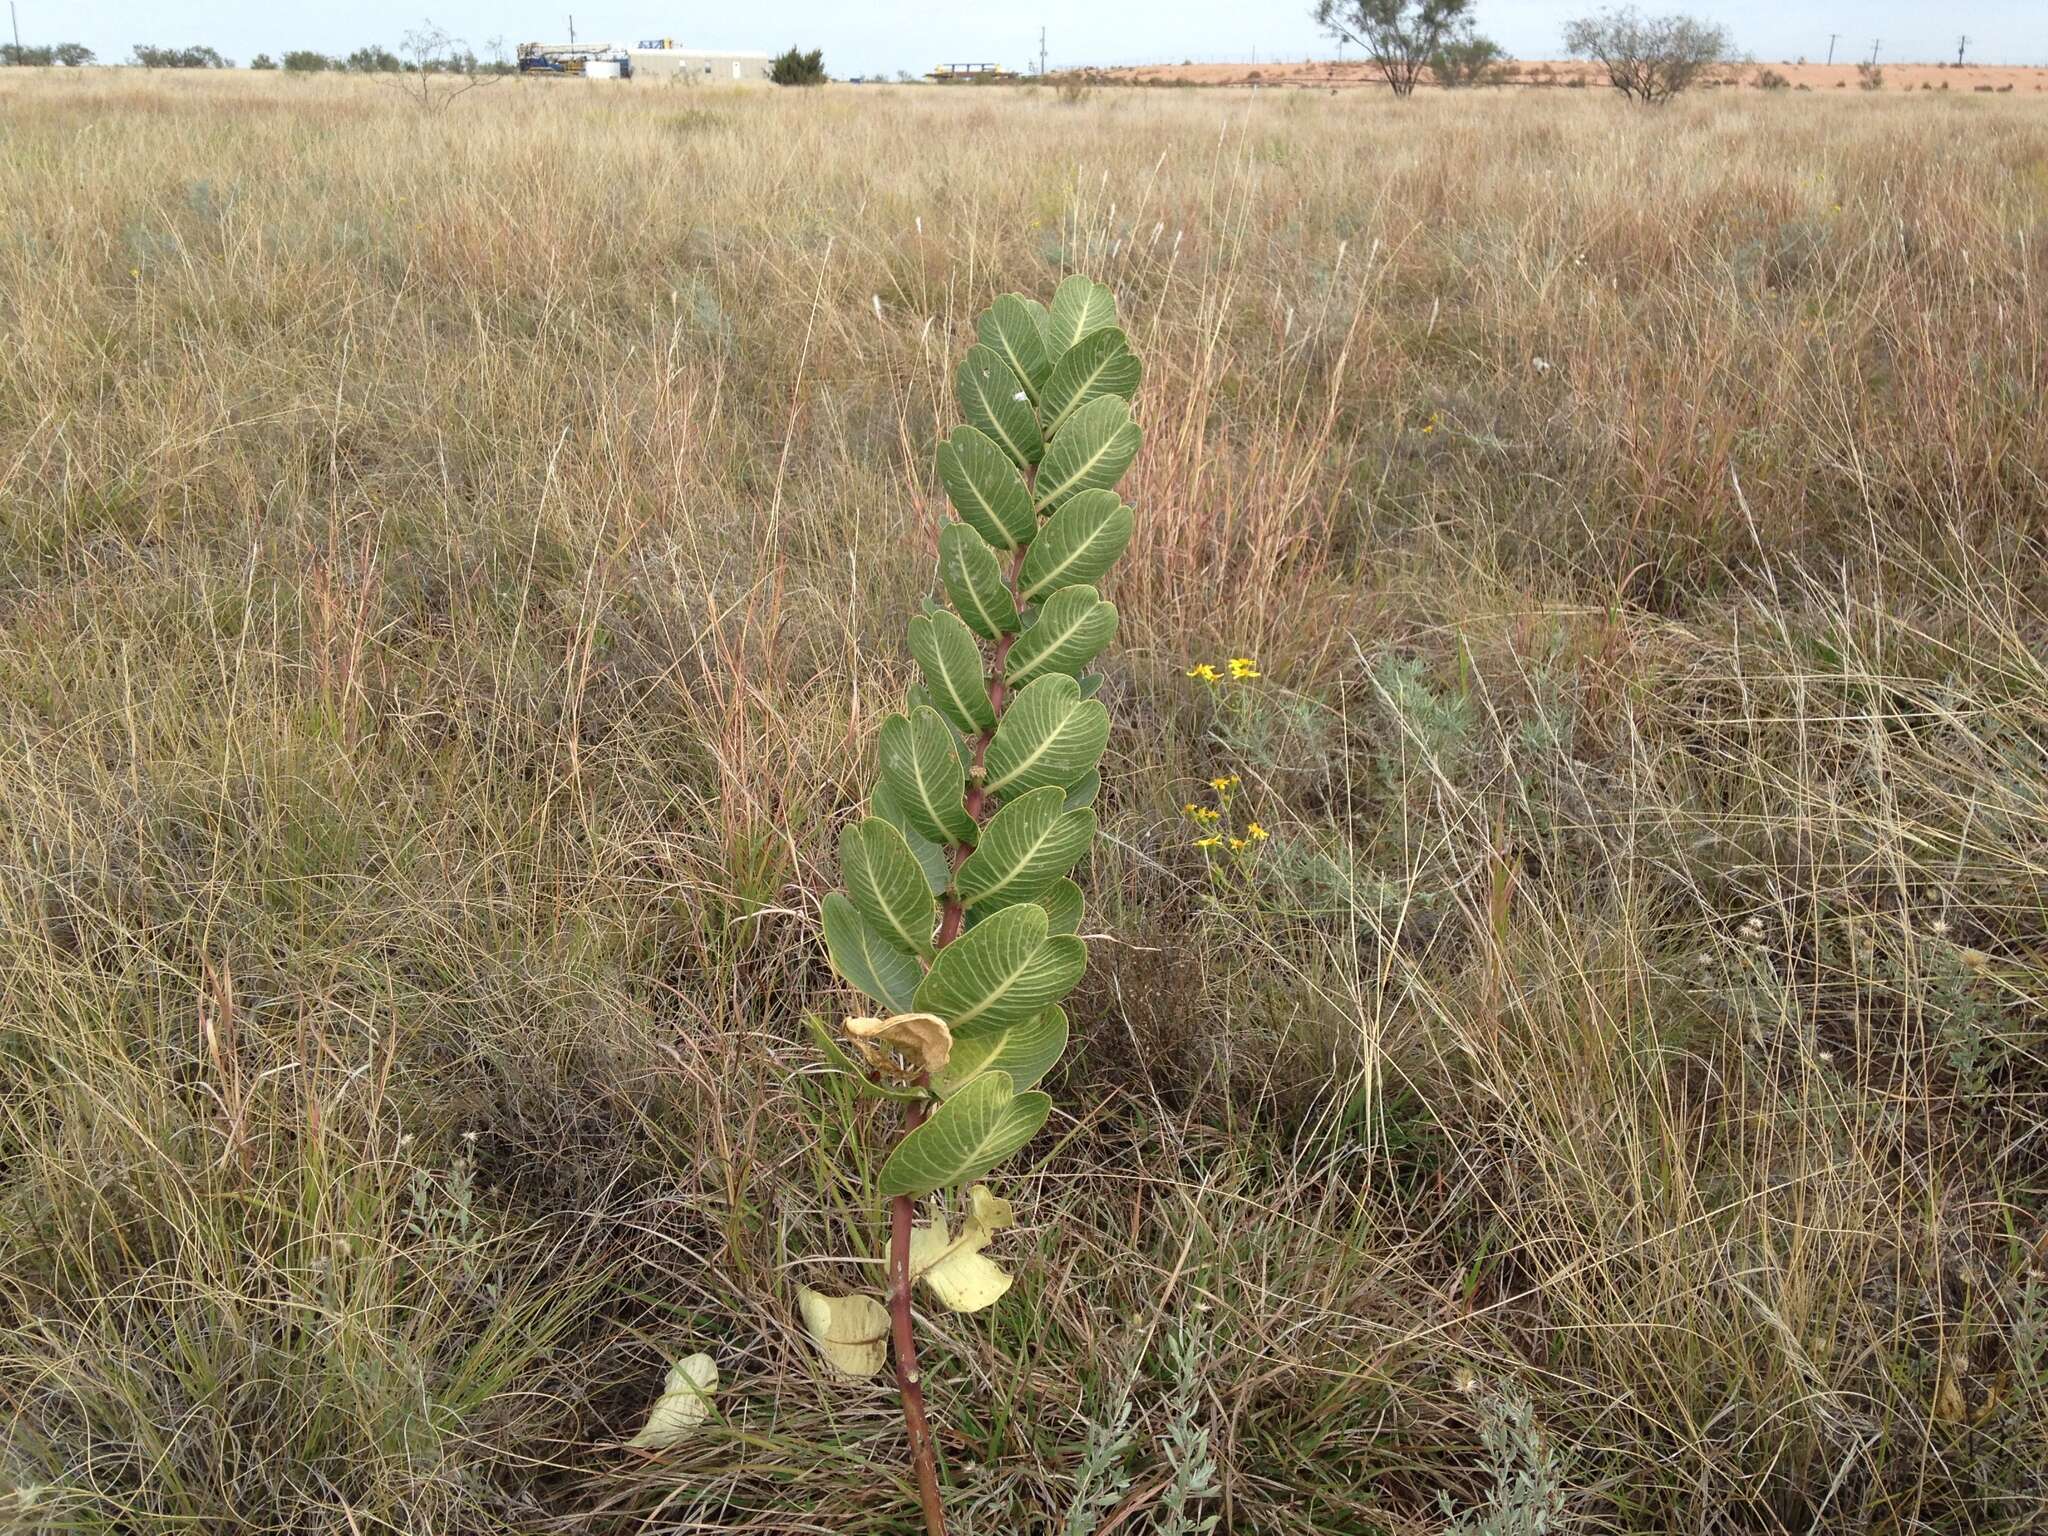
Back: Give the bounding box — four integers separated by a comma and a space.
35, 0, 2048, 76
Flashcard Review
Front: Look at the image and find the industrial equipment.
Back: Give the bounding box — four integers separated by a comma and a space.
517, 41, 632, 77
925, 62, 1018, 82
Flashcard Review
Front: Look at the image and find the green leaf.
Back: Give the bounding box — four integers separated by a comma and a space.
1018, 490, 1133, 606
955, 786, 1095, 911
933, 1006, 1069, 1097
955, 344, 1043, 467
1020, 296, 1052, 347
907, 611, 995, 736
1040, 328, 1142, 436
1006, 585, 1118, 690
938, 523, 1020, 640
839, 818, 937, 958
1034, 395, 1142, 514
1044, 274, 1119, 360
805, 1012, 928, 1101
1062, 770, 1101, 809
877, 708, 976, 848
822, 894, 922, 1013
871, 779, 952, 895
877, 1070, 1053, 1197
977, 294, 1051, 398
904, 683, 966, 753
914, 901, 1086, 1038
1035, 878, 1085, 936
983, 674, 1110, 800
937, 425, 1038, 551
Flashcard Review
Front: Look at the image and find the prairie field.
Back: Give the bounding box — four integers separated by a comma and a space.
3, 67, 2048, 1534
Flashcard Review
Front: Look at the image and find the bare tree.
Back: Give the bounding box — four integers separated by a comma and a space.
394, 20, 505, 110
1311, 0, 1477, 97
1563, 7, 1731, 103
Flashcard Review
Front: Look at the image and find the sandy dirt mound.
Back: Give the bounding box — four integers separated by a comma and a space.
1078, 57, 2048, 94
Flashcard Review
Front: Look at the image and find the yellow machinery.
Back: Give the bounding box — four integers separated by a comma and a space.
925, 62, 1018, 83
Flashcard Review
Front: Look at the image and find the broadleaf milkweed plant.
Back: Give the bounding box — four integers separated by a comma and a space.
797, 278, 1141, 1534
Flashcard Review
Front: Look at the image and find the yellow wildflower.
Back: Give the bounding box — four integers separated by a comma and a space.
1186, 663, 1221, 683
1228, 837, 1248, 851
1209, 774, 1241, 792
1247, 822, 1269, 840
1227, 657, 1260, 679
1193, 835, 1221, 849
1192, 806, 1220, 823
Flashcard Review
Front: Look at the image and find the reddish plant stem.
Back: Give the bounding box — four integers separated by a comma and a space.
886, 1094, 945, 1536
887, 535, 1030, 1534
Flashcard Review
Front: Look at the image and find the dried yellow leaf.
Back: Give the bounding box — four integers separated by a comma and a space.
797, 1285, 890, 1377
624, 1351, 718, 1449
909, 1183, 1018, 1313
845, 1011, 954, 1076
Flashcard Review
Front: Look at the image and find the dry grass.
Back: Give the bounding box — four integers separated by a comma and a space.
0, 68, 2045, 1534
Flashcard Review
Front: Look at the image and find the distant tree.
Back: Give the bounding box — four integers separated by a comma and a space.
54, 43, 95, 66
1430, 32, 1509, 87
1855, 60, 1883, 91
1, 43, 55, 64
769, 46, 827, 86
131, 44, 231, 69
346, 45, 403, 73
250, 53, 277, 70
1311, 0, 1476, 97
282, 50, 336, 72
1563, 8, 1730, 103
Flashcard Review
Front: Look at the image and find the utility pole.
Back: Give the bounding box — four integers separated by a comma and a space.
9, 3, 20, 59
1955, 35, 1968, 66
567, 14, 575, 45
1868, 38, 1880, 66
1826, 33, 1838, 65
1038, 25, 1046, 79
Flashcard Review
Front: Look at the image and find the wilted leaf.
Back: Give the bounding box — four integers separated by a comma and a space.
803, 1013, 927, 1101
845, 1011, 954, 1077
624, 1352, 718, 1449
797, 1286, 890, 1378
909, 1183, 1019, 1312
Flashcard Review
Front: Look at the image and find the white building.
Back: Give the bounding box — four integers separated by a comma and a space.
629, 43, 774, 83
